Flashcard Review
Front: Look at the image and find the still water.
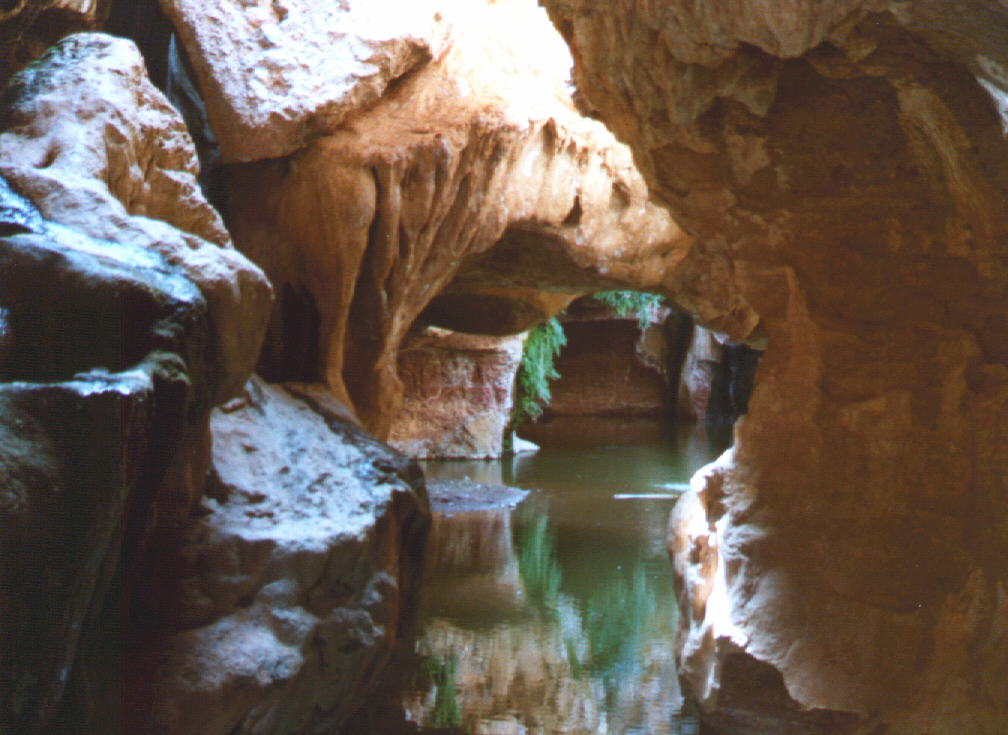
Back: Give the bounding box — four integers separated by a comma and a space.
404, 418, 725, 735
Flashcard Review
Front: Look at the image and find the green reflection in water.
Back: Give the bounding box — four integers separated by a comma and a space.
517, 515, 562, 612
423, 654, 463, 730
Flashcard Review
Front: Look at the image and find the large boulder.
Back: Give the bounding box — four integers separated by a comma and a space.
158, 0, 451, 163
123, 378, 429, 735
0, 34, 271, 733
543, 1, 1008, 731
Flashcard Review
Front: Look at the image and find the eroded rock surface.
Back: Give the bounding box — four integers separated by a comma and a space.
124, 378, 429, 735
223, 0, 689, 437
543, 1, 1008, 732
158, 0, 451, 163
389, 328, 524, 460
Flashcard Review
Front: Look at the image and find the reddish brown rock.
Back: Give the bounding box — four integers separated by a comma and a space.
546, 301, 676, 418
388, 328, 524, 460
675, 325, 723, 421
543, 1, 1008, 731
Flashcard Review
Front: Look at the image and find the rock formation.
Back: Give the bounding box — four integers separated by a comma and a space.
124, 378, 429, 735
541, 1, 1008, 732
0, 33, 272, 734
0, 29, 425, 735
217, 0, 690, 437
546, 297, 677, 418
389, 328, 525, 460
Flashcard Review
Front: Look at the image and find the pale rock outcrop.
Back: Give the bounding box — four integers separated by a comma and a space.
158, 0, 452, 162
0, 34, 271, 734
543, 1, 1008, 732
0, 33, 272, 404
223, 0, 690, 437
389, 328, 524, 460
676, 325, 724, 421
124, 378, 429, 735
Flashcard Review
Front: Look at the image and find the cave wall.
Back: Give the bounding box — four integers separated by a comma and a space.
546, 301, 675, 418
0, 23, 428, 735
541, 1, 1008, 732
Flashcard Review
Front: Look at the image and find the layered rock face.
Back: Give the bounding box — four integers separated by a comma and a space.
542, 1, 1008, 732
0, 34, 272, 733
389, 328, 524, 460
217, 0, 690, 437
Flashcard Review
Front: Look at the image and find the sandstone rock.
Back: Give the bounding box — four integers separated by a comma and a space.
0, 32, 272, 404
158, 0, 452, 162
676, 324, 723, 420
543, 1, 1008, 731
389, 328, 524, 460
224, 0, 689, 437
546, 313, 673, 418
123, 377, 430, 735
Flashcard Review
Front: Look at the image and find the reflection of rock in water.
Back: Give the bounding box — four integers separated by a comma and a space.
422, 509, 525, 625
408, 507, 693, 735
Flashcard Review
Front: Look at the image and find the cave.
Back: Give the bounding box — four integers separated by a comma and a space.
0, 1, 1006, 735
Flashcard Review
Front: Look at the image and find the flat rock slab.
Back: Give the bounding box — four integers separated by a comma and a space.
427, 478, 529, 513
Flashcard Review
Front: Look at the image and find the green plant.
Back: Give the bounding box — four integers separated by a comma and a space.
592, 290, 664, 330
511, 316, 567, 428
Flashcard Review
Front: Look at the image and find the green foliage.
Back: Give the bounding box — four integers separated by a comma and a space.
516, 515, 562, 611
512, 316, 567, 427
592, 290, 664, 330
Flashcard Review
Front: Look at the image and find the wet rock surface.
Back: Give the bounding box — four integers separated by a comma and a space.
0, 33, 271, 733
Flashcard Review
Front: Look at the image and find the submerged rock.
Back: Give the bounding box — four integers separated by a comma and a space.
124, 377, 429, 735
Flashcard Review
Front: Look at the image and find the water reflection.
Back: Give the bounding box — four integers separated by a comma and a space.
405, 419, 721, 735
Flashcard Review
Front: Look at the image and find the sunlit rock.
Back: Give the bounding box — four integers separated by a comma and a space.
223, 0, 689, 437
125, 377, 429, 735
158, 0, 452, 163
389, 328, 525, 460
543, 0, 1008, 731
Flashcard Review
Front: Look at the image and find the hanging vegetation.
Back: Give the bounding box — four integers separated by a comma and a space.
511, 316, 567, 427
591, 290, 663, 330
